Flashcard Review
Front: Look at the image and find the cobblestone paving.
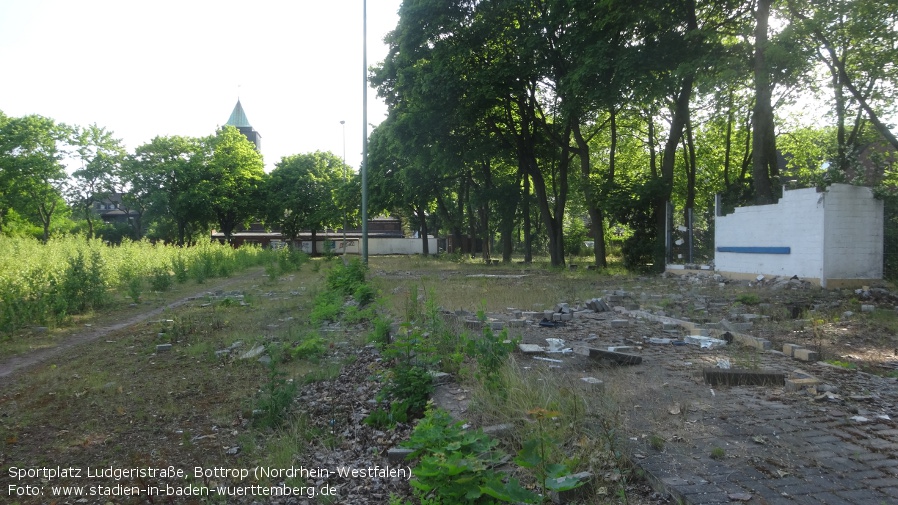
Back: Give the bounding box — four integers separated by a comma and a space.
515, 310, 898, 505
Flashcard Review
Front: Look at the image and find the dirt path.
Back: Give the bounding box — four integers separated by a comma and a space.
0, 273, 254, 385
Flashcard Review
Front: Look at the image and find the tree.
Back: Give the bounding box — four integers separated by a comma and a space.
0, 114, 72, 241
68, 124, 126, 239
130, 135, 211, 245
204, 126, 266, 241
266, 151, 343, 255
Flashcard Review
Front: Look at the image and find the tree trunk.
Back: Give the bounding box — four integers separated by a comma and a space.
522, 171, 532, 263
572, 122, 607, 268
311, 229, 318, 256
416, 207, 429, 255
655, 75, 695, 271
752, 0, 778, 204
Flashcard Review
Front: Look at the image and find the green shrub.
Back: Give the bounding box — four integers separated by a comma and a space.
150, 266, 173, 292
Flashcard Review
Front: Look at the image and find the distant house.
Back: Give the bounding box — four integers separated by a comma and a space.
92, 193, 139, 225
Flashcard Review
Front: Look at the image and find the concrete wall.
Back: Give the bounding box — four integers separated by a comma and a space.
822, 184, 884, 283
300, 237, 437, 255
714, 184, 883, 287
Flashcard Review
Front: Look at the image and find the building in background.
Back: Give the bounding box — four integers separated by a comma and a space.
226, 99, 261, 151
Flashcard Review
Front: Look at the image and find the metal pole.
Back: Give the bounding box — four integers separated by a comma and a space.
361, 0, 369, 264
341, 120, 348, 260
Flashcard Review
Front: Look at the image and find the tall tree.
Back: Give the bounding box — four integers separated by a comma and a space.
68, 124, 126, 239
0, 114, 72, 241
204, 126, 266, 241
266, 151, 343, 255
130, 135, 210, 245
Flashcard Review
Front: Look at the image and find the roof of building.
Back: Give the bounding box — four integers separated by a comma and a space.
226, 100, 252, 128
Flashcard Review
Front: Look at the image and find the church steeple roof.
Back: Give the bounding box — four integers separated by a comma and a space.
226, 100, 251, 128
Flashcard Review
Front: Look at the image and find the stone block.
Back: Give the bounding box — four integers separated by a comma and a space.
559, 313, 573, 322
574, 346, 642, 365
794, 348, 820, 362
861, 304, 875, 313
579, 377, 605, 391
464, 319, 482, 330
785, 377, 821, 392
387, 448, 414, 464
607, 346, 634, 353
703, 368, 785, 386
518, 344, 545, 354
156, 343, 172, 352
507, 318, 527, 328
552, 312, 563, 322
549, 471, 594, 504
428, 371, 451, 385
661, 322, 680, 331
610, 319, 629, 328
522, 311, 538, 320
489, 321, 505, 331
482, 423, 514, 436
783, 343, 803, 357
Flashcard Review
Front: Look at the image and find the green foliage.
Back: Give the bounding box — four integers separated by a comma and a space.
367, 315, 393, 346
515, 408, 585, 496
59, 250, 108, 313
466, 326, 517, 392
710, 447, 725, 460
735, 293, 761, 305
288, 334, 327, 362
310, 289, 342, 325
365, 364, 434, 429
254, 349, 298, 429
401, 406, 539, 505
150, 266, 173, 292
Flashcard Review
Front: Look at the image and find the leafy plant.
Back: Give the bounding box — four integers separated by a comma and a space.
466, 326, 517, 392
401, 406, 538, 504
365, 364, 434, 428
515, 408, 585, 498
254, 349, 297, 429
735, 293, 761, 305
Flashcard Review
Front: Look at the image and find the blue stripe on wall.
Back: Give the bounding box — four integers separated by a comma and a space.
717, 246, 791, 254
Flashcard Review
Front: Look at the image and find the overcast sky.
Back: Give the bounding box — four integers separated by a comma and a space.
0, 0, 403, 171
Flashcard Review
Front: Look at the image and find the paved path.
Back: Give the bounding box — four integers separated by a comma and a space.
510, 309, 898, 505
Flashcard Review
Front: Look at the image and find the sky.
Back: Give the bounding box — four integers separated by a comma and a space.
0, 0, 403, 171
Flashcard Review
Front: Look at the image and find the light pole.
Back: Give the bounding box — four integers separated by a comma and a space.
340, 120, 348, 260
361, 0, 369, 264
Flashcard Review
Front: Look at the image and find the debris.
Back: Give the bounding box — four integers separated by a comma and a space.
647, 337, 673, 344
533, 356, 563, 363
545, 338, 566, 352
685, 335, 728, 349
703, 369, 786, 387
850, 415, 869, 423
728, 492, 753, 501
574, 346, 643, 365
668, 403, 681, 415
752, 435, 767, 445
518, 344, 545, 354
240, 345, 266, 360
716, 358, 731, 369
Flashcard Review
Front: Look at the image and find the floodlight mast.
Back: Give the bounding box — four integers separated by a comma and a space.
361, 0, 369, 264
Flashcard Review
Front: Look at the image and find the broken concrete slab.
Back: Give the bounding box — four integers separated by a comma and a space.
574, 346, 642, 365
518, 344, 545, 354
783, 343, 802, 357
240, 345, 266, 359
785, 377, 822, 392
703, 368, 785, 387
387, 448, 414, 464
585, 298, 611, 312
684, 335, 728, 348
793, 348, 819, 361
610, 319, 630, 328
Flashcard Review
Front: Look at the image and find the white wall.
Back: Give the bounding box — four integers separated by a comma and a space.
822, 184, 884, 281
300, 237, 437, 255
714, 184, 882, 286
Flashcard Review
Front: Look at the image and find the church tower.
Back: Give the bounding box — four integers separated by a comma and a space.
225, 99, 262, 151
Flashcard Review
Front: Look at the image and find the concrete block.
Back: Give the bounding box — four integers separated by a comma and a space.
703, 368, 785, 386
387, 448, 414, 464
428, 371, 451, 385
507, 318, 527, 328
156, 343, 172, 352
579, 377, 605, 391
607, 346, 634, 353
661, 322, 680, 331
464, 319, 482, 330
861, 304, 874, 313
552, 312, 563, 322
794, 348, 820, 362
482, 423, 514, 436
489, 321, 505, 331
783, 343, 803, 357
549, 471, 593, 504
574, 346, 642, 365
610, 319, 629, 328
559, 313, 573, 322
785, 377, 821, 392
522, 311, 538, 320
518, 344, 545, 354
